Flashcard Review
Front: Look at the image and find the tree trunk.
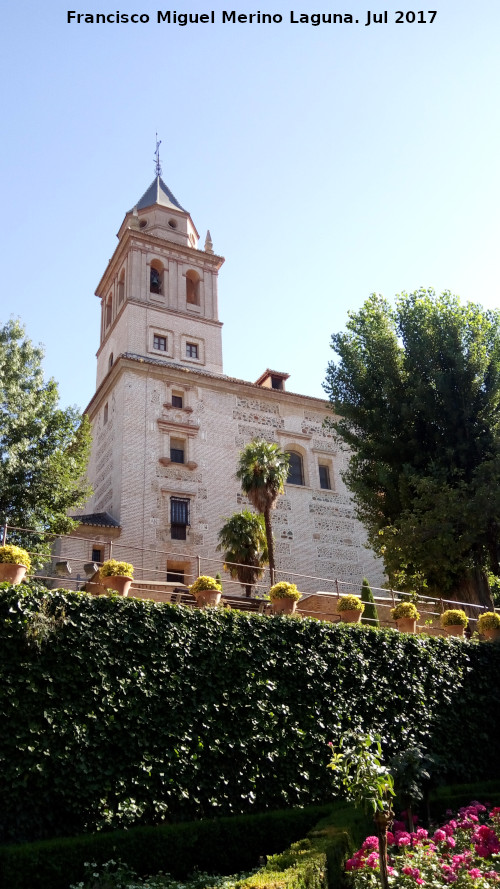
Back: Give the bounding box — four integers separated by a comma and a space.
264, 504, 275, 586
374, 809, 392, 889
452, 566, 494, 613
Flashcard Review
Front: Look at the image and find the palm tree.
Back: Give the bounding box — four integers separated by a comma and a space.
236, 441, 290, 585
217, 511, 268, 597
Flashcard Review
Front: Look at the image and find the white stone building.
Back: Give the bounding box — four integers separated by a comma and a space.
62, 174, 385, 598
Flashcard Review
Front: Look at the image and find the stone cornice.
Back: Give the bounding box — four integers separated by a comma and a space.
157, 418, 199, 437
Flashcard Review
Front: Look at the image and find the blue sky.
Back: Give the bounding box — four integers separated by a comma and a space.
2, 1, 499, 409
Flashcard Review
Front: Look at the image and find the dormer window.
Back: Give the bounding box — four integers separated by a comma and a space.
271, 376, 283, 390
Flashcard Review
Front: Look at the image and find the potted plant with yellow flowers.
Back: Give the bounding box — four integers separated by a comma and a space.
440, 608, 468, 637
337, 594, 365, 624
391, 601, 420, 634
268, 581, 301, 615
0, 544, 31, 585
99, 559, 134, 596
477, 611, 500, 641
189, 575, 223, 607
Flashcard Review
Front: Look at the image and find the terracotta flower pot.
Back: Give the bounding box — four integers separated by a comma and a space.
271, 597, 297, 615
102, 575, 133, 596
444, 624, 465, 637
396, 617, 417, 634
340, 609, 362, 623
0, 563, 27, 585
482, 627, 500, 641
195, 589, 222, 607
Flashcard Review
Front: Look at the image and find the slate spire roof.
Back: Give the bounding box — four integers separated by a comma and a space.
132, 176, 186, 212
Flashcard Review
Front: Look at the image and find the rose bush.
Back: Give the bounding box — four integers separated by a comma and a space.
346, 802, 500, 887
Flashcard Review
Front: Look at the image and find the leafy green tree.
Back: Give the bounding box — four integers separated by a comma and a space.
328, 732, 395, 889
324, 289, 500, 608
0, 319, 92, 559
235, 441, 289, 585
217, 510, 268, 597
360, 577, 379, 627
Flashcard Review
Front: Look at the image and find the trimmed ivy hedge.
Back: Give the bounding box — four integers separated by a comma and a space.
1, 586, 500, 844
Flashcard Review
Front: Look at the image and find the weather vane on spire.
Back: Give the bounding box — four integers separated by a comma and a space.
154, 133, 162, 177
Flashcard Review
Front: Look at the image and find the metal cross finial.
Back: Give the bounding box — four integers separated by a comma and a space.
154, 133, 162, 177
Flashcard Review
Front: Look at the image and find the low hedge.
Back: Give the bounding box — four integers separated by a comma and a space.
428, 779, 500, 821
0, 805, 333, 889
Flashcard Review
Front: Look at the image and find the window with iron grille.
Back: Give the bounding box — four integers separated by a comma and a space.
170, 438, 185, 464
171, 498, 189, 540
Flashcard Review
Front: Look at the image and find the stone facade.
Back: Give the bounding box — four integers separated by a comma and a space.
63, 175, 385, 596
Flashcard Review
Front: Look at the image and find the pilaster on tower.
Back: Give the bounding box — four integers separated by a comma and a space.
94, 175, 225, 388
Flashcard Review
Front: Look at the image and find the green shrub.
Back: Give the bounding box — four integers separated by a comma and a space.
360, 579, 379, 628
0, 586, 499, 844
0, 806, 332, 889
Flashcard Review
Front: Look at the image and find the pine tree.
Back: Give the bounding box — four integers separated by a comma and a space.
360, 577, 379, 627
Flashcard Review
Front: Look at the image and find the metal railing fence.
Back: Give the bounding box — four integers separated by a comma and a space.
1, 522, 497, 631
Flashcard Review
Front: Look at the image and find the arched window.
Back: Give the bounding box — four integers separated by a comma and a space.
287, 452, 304, 486
105, 295, 112, 327
186, 270, 200, 305
150, 261, 163, 294
118, 270, 125, 304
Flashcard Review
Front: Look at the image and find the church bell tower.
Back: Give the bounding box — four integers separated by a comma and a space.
94, 170, 225, 390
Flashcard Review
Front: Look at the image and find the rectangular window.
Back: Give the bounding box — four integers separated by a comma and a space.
170, 438, 185, 464
186, 342, 199, 359
153, 334, 167, 351
171, 497, 189, 540
167, 569, 185, 584
92, 547, 104, 564
319, 465, 331, 490
103, 403, 108, 425
172, 394, 183, 408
